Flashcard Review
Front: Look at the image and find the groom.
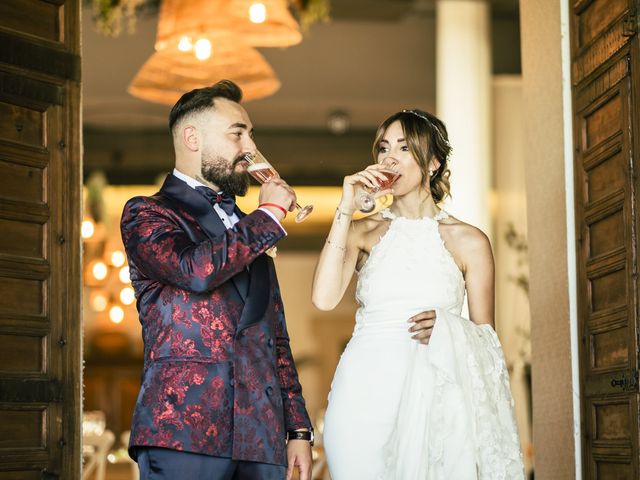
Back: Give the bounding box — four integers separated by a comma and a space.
120, 80, 313, 479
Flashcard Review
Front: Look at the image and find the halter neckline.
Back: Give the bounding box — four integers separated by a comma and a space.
380, 208, 449, 222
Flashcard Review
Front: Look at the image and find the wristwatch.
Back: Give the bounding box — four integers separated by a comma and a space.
287, 429, 314, 446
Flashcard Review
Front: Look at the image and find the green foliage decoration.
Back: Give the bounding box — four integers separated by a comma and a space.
88, 0, 331, 37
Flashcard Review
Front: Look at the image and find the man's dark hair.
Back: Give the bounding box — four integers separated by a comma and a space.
169, 80, 243, 132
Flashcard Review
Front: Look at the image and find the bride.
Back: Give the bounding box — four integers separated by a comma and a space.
311, 109, 524, 479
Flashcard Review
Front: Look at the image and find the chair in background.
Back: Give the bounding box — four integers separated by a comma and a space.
82, 410, 115, 480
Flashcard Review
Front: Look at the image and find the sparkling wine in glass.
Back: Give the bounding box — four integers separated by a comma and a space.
356, 168, 401, 213
244, 151, 314, 223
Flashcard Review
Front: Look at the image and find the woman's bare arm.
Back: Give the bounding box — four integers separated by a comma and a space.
461, 227, 495, 327
311, 209, 362, 311
312, 165, 390, 311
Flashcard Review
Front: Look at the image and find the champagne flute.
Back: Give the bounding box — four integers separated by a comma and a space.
243, 150, 314, 223
356, 167, 401, 213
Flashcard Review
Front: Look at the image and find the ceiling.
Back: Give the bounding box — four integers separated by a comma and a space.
82, 0, 519, 131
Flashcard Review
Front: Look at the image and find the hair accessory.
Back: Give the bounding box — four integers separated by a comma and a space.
402, 109, 430, 122
401, 109, 451, 150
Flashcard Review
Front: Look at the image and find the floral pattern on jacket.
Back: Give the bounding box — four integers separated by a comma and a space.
120, 175, 311, 465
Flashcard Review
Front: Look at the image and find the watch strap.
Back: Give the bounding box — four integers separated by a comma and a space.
287, 430, 313, 444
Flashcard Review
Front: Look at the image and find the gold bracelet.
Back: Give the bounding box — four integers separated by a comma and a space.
326, 239, 346, 251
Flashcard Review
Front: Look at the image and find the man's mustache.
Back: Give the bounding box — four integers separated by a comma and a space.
232, 156, 250, 170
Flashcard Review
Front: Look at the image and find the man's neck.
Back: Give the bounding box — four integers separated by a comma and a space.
194, 174, 220, 191
173, 168, 221, 192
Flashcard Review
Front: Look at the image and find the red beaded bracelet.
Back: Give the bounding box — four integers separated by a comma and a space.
259, 203, 288, 218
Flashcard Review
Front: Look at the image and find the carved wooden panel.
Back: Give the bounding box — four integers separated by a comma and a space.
576, 56, 629, 109
591, 399, 632, 443
0, 159, 44, 203
0, 333, 44, 374
0, 1, 81, 478
584, 93, 623, 149
0, 0, 63, 44
0, 277, 44, 315
593, 458, 633, 479
591, 322, 629, 371
0, 219, 43, 258
572, 0, 634, 85
0, 472, 43, 480
585, 148, 624, 204
589, 265, 626, 312
572, 0, 639, 477
588, 210, 624, 257
0, 407, 47, 449
576, 0, 628, 47
0, 102, 46, 148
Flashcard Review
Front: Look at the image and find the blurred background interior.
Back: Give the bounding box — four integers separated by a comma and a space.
79, 0, 530, 478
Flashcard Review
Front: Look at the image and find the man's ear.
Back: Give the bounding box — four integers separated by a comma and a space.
183, 125, 199, 152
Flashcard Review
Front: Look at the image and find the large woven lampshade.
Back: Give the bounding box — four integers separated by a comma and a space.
156, 0, 302, 52
128, 44, 281, 105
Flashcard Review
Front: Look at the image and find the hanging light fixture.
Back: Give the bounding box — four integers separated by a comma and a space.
155, 0, 302, 54
128, 43, 281, 105
249, 2, 268, 24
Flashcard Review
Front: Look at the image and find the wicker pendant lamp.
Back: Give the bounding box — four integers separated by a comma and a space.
155, 0, 302, 53
128, 43, 281, 105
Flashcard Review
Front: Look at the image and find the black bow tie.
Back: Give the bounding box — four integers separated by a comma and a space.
195, 186, 236, 216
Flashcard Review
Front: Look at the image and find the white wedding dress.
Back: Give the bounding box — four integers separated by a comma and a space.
323, 209, 524, 480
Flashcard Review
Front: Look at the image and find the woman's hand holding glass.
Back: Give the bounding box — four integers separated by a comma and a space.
340, 163, 400, 214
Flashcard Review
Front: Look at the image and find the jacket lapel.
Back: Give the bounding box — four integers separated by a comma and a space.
232, 203, 273, 330
237, 254, 271, 331
159, 174, 249, 301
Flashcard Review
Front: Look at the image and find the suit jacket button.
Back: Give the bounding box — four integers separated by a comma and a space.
267, 338, 274, 348
265, 386, 273, 396
230, 378, 235, 387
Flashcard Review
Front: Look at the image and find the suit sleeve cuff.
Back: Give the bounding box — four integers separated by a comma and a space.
258, 207, 287, 236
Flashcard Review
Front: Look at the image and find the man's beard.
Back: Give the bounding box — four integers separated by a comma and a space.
201, 152, 249, 196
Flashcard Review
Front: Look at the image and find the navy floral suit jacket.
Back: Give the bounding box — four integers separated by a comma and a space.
120, 174, 311, 466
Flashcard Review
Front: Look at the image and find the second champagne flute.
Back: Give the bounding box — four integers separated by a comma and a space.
356, 167, 401, 213
243, 150, 314, 223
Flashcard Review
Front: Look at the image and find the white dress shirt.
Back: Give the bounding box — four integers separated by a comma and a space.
172, 169, 286, 234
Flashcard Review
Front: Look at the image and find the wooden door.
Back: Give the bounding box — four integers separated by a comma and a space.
0, 1, 82, 478
571, 0, 640, 478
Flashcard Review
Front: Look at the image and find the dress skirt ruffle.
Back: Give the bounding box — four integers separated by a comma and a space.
381, 308, 525, 480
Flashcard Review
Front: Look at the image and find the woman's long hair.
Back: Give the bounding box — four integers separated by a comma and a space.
371, 109, 452, 203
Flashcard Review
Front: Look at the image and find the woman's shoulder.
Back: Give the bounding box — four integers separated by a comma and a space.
352, 212, 389, 234
350, 213, 390, 249
440, 214, 492, 252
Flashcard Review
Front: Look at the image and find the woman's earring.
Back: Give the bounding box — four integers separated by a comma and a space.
428, 170, 434, 176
